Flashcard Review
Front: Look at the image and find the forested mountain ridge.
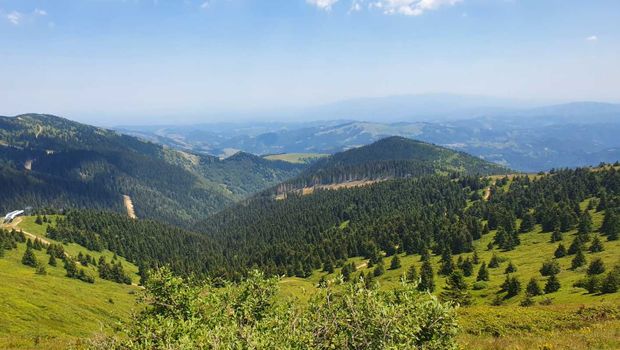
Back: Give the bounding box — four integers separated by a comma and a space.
276, 136, 508, 192
0, 114, 305, 227
198, 165, 620, 279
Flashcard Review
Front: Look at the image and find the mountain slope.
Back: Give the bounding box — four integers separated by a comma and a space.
0, 114, 305, 227
279, 136, 507, 191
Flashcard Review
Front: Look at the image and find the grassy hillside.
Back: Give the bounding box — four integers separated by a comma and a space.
278, 197, 620, 349
0, 216, 140, 349
263, 153, 329, 164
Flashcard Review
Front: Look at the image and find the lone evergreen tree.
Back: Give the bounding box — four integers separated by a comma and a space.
461, 258, 474, 277
526, 277, 543, 297
476, 261, 490, 281
21, 245, 38, 267
390, 255, 401, 270
550, 228, 563, 243
587, 258, 605, 275
544, 273, 561, 293
48, 254, 57, 267
505, 262, 517, 274
578, 212, 593, 234
472, 250, 480, 265
554, 243, 567, 258
439, 247, 455, 276
406, 264, 418, 283
373, 263, 385, 277
589, 236, 604, 252
571, 248, 586, 269
488, 254, 500, 268
519, 213, 535, 233
505, 275, 521, 298
418, 259, 435, 292
440, 270, 472, 306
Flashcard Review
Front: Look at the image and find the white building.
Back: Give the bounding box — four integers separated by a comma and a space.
3, 210, 24, 223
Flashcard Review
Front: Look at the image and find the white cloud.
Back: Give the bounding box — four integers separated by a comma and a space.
6, 11, 22, 25
200, 1, 211, 9
371, 0, 463, 16
349, 0, 363, 13
586, 35, 598, 41
307, 0, 339, 11
34, 8, 47, 16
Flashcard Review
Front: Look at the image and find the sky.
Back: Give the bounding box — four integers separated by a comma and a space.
1, 0, 619, 124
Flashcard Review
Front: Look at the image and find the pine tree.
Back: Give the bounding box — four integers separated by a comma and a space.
554, 243, 567, 258
476, 262, 490, 281
601, 210, 619, 240
323, 260, 334, 274
48, 254, 57, 267
504, 275, 521, 298
21, 246, 38, 267
488, 254, 500, 268
64, 258, 78, 278
418, 259, 435, 292
578, 212, 593, 234
601, 268, 619, 293
439, 248, 455, 276
589, 236, 605, 252
540, 260, 561, 276
587, 258, 605, 275
505, 262, 517, 274
519, 213, 535, 233
571, 248, 586, 269
526, 277, 543, 296
406, 265, 418, 283
373, 263, 385, 277
440, 270, 472, 306
35, 215, 43, 225
544, 273, 561, 293
461, 258, 474, 277
390, 255, 401, 270
568, 236, 585, 255
550, 228, 563, 243
472, 250, 480, 265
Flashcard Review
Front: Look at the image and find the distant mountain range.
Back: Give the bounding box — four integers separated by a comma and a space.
117, 101, 620, 172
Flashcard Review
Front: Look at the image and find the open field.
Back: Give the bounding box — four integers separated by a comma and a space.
263, 153, 328, 164
0, 216, 140, 349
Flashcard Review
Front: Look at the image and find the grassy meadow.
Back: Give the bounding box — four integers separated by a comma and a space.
0, 216, 139, 349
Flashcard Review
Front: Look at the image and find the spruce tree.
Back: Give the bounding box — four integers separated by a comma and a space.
472, 250, 480, 265
406, 264, 418, 283
505, 262, 517, 274
418, 259, 435, 292
589, 236, 604, 252
476, 262, 490, 281
544, 273, 561, 293
505, 276, 521, 298
439, 248, 455, 276
21, 246, 38, 267
550, 228, 563, 243
587, 258, 605, 275
554, 243, 567, 258
540, 260, 561, 276
526, 277, 543, 296
571, 248, 586, 269
461, 258, 474, 277
488, 254, 500, 268
440, 270, 472, 306
578, 212, 593, 234
601, 268, 619, 293
373, 263, 385, 277
48, 254, 57, 267
390, 255, 401, 270
519, 213, 535, 233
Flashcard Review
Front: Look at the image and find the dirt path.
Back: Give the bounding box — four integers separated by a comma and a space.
3, 217, 53, 246
35, 125, 43, 138
123, 195, 137, 219
483, 187, 491, 201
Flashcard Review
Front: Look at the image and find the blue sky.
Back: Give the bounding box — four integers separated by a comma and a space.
1, 0, 619, 124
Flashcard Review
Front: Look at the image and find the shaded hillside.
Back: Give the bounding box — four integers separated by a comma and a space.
0, 114, 305, 227
278, 136, 507, 191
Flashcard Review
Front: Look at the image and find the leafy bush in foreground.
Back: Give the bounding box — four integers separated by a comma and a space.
92, 268, 458, 350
